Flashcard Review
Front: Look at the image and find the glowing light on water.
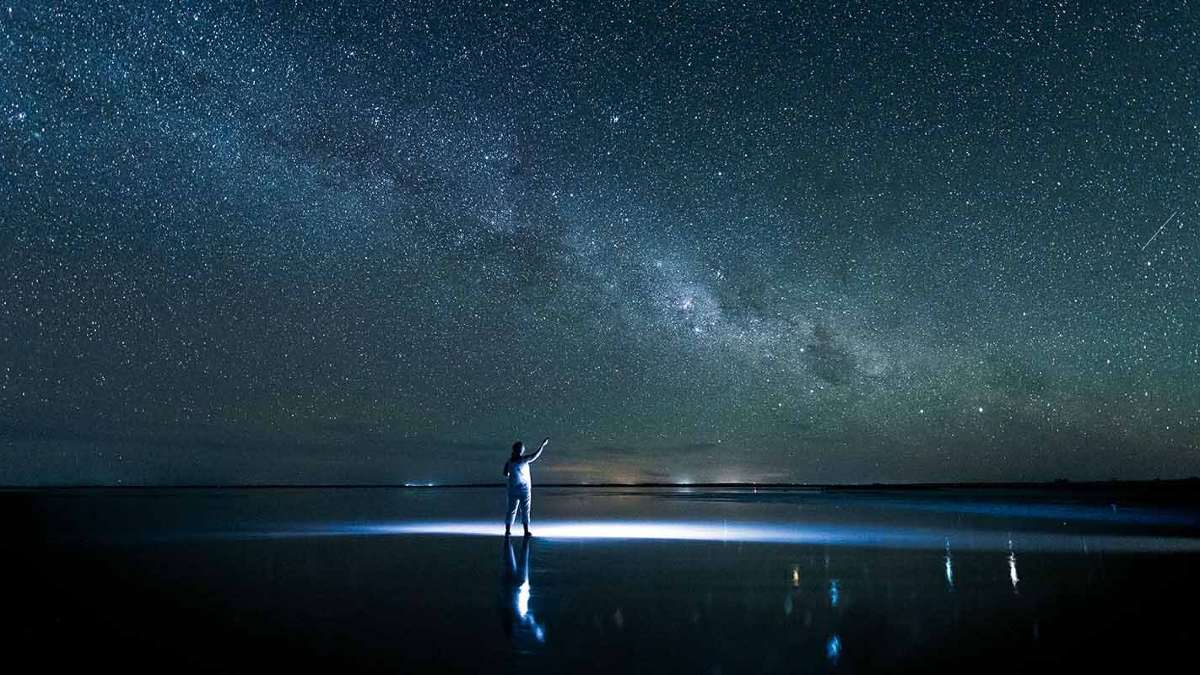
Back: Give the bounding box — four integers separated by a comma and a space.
944, 538, 955, 590
826, 635, 841, 664
829, 579, 840, 608
337, 520, 940, 546
517, 580, 531, 618
191, 519, 1200, 554
1008, 539, 1020, 592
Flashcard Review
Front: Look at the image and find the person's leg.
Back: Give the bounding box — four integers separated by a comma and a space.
521, 491, 532, 536
505, 492, 520, 535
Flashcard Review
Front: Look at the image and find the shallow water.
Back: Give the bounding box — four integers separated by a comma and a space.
5, 486, 1199, 673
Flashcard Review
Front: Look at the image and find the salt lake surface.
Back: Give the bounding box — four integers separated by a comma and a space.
5, 485, 1199, 673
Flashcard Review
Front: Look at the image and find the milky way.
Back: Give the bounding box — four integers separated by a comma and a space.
1, 1, 1198, 485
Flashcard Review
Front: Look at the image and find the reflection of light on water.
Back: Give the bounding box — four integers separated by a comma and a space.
224, 520, 1200, 553
517, 580, 531, 618
1008, 539, 1019, 592
826, 635, 841, 664
385, 521, 915, 545
944, 538, 954, 590
829, 580, 839, 608
791, 565, 801, 587
867, 498, 1197, 527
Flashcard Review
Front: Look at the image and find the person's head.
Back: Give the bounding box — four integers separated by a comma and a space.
511, 441, 525, 458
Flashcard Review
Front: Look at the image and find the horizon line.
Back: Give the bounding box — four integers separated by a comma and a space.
4, 477, 1199, 491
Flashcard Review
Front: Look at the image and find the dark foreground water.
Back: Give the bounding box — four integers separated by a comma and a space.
5, 485, 1200, 673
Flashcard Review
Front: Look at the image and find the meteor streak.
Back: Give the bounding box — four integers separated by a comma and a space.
1140, 209, 1179, 251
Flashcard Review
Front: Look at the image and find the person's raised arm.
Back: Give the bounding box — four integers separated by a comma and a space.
524, 437, 549, 463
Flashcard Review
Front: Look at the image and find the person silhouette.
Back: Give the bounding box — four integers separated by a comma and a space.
500, 534, 545, 650
503, 437, 548, 537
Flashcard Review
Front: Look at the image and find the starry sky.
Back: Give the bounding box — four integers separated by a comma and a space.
2, 0, 1198, 486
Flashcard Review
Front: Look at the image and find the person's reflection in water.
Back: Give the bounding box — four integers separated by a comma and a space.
501, 534, 546, 651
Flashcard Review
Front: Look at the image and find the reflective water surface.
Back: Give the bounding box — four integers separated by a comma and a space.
5, 486, 1199, 673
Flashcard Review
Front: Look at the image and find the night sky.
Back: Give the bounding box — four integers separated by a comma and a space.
2, 1, 1198, 486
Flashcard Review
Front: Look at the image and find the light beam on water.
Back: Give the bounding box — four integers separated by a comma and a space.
198, 519, 1200, 554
